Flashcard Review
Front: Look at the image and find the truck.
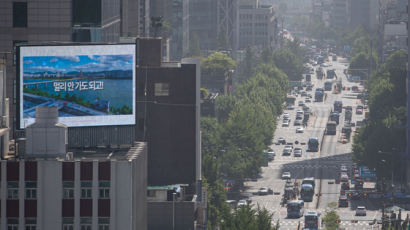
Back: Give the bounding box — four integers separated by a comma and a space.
324, 81, 332, 91
314, 88, 324, 102
307, 137, 319, 152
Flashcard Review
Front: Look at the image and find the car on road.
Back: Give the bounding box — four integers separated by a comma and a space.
301, 91, 307, 97
294, 148, 303, 157
282, 147, 292, 156
267, 149, 275, 156
303, 105, 310, 113
355, 206, 367, 216
278, 137, 286, 144
283, 113, 290, 119
305, 98, 311, 103
296, 127, 304, 133
282, 172, 291, 179
237, 199, 247, 208
282, 120, 290, 127
258, 187, 269, 195
356, 105, 363, 114
298, 101, 305, 106
294, 119, 302, 126
286, 104, 295, 110
338, 195, 349, 208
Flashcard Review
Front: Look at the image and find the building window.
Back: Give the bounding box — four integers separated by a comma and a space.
25, 218, 36, 230
7, 182, 19, 199
62, 218, 74, 230
7, 218, 18, 230
63, 182, 74, 199
154, 83, 169, 96
13, 2, 27, 27
81, 181, 92, 198
98, 218, 110, 230
99, 181, 110, 199
80, 217, 92, 230
25, 182, 37, 199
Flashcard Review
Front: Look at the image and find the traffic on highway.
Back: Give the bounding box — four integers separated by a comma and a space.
243, 52, 375, 229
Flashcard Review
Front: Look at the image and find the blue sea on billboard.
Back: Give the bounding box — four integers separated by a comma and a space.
22, 54, 133, 119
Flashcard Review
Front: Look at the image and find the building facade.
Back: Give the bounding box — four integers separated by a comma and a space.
0, 148, 147, 230
238, 4, 275, 50
330, 0, 348, 29
150, 0, 189, 60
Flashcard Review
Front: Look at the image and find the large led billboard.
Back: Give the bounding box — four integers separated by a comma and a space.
18, 44, 136, 129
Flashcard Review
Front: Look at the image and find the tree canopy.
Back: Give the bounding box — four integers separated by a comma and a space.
202, 52, 236, 76
352, 50, 407, 180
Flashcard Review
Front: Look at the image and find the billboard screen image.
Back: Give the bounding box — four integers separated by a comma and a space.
18, 44, 136, 128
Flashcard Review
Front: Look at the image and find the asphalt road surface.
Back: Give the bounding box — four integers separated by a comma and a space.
243, 57, 379, 229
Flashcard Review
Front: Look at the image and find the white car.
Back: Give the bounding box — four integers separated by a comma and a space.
258, 187, 269, 195
294, 148, 303, 157
296, 127, 304, 133
237, 199, 247, 207
355, 206, 367, 216
282, 172, 291, 179
267, 149, 275, 156
282, 120, 290, 127
298, 101, 304, 106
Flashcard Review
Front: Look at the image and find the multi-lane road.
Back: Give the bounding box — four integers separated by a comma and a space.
244, 57, 381, 229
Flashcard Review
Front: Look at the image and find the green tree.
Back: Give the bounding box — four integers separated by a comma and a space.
323, 211, 340, 230
238, 47, 256, 83
352, 50, 407, 180
188, 33, 201, 57
272, 48, 304, 81
215, 95, 237, 123
202, 52, 236, 77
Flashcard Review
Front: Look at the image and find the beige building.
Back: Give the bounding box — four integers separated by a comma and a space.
238, 3, 276, 50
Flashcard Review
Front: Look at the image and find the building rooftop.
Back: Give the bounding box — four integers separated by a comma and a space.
9, 142, 147, 162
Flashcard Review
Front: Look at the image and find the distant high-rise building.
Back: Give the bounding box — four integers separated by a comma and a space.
238, 3, 276, 50
150, 0, 189, 60
330, 0, 348, 29
189, 0, 238, 54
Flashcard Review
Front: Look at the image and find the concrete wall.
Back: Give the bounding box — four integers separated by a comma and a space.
148, 201, 195, 230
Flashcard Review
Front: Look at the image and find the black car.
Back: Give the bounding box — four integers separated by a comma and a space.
278, 137, 286, 144
338, 195, 348, 207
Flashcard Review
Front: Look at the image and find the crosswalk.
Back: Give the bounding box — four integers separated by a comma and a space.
278, 219, 373, 230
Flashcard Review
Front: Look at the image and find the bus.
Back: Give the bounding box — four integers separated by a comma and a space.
307, 137, 319, 152
302, 177, 316, 190
287, 200, 305, 218
325, 121, 337, 135
304, 211, 320, 229
333, 100, 343, 113
300, 184, 314, 202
